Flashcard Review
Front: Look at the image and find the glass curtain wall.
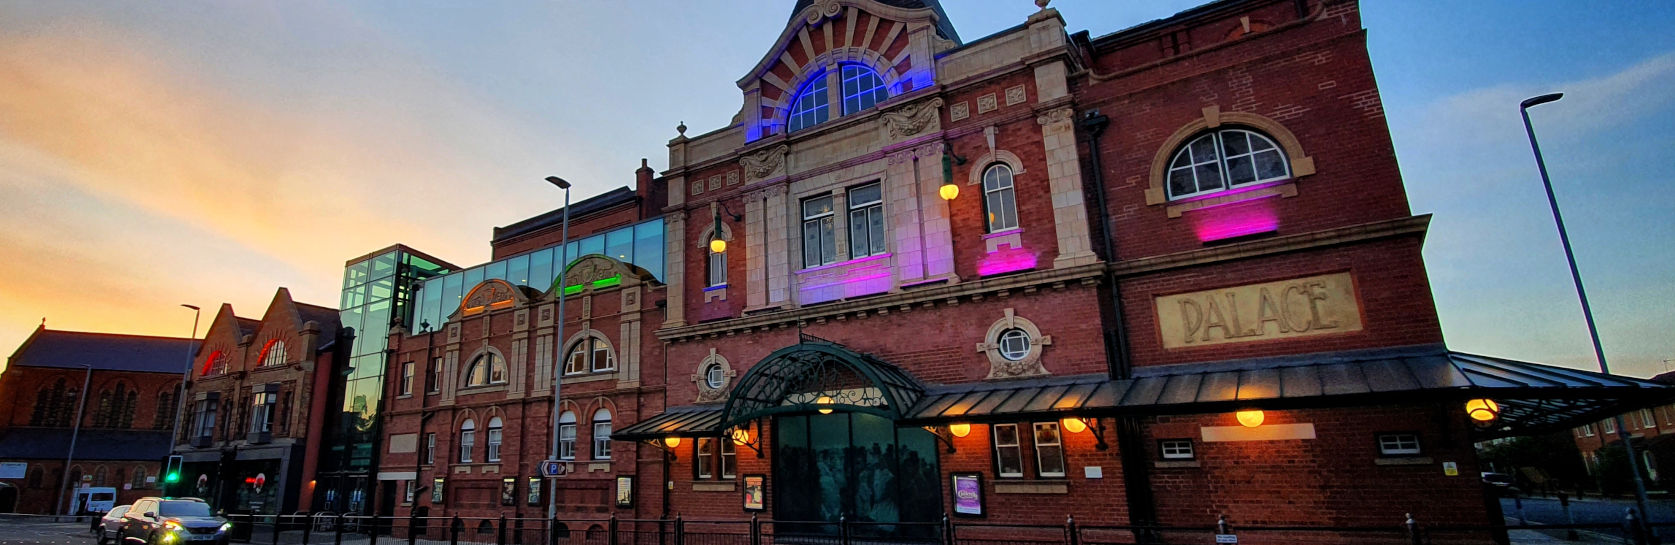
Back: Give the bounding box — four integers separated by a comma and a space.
408, 218, 664, 332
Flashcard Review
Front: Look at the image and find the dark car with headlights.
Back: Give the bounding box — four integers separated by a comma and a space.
119, 497, 231, 544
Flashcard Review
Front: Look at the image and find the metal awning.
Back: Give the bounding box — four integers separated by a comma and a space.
613, 405, 722, 441
903, 347, 1673, 438
717, 340, 925, 431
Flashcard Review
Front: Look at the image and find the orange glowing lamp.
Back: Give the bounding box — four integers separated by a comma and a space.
1061, 417, 1088, 434
948, 423, 971, 438
1236, 410, 1265, 428
1466, 399, 1500, 422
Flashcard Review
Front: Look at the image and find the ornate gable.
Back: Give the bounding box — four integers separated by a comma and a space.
738, 0, 956, 141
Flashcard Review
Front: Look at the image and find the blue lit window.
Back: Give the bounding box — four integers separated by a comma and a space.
841, 65, 889, 115
788, 74, 830, 133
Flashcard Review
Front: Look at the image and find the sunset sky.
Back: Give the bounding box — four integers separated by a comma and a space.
2, 1, 1671, 377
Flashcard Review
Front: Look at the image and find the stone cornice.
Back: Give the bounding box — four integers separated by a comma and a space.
656, 263, 1106, 343
1110, 215, 1431, 278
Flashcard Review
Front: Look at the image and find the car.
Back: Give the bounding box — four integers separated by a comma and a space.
96, 505, 131, 545
1482, 472, 1517, 492
118, 497, 231, 545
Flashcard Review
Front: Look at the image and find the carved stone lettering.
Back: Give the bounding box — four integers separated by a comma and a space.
1154, 272, 1361, 349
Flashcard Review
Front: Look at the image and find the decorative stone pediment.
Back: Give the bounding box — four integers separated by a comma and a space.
881, 97, 944, 141
550, 254, 658, 298
459, 279, 526, 317
740, 144, 790, 182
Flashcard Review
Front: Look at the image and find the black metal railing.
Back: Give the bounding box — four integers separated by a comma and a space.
218, 510, 1670, 545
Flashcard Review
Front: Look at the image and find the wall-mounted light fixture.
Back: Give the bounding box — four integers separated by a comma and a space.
948, 423, 972, 438
816, 396, 834, 415
1465, 399, 1500, 423
941, 147, 967, 201
709, 203, 743, 254
1236, 410, 1265, 428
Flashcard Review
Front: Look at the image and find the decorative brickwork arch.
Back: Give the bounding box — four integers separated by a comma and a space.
1145, 105, 1316, 216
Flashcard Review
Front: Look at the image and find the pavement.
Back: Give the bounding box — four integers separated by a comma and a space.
0, 519, 93, 545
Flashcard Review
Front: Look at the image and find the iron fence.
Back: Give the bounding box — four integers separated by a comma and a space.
215, 511, 1668, 545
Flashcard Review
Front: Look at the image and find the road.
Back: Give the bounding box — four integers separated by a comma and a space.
1502, 495, 1675, 540
0, 520, 94, 545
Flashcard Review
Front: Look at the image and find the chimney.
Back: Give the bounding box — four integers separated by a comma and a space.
636, 158, 656, 217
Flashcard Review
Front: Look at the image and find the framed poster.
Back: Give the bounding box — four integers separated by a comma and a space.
527, 477, 542, 506
741, 474, 765, 511
615, 476, 634, 507
501, 478, 517, 506
432, 478, 445, 505
951, 473, 984, 517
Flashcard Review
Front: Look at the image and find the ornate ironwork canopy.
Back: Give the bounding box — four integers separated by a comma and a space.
717, 340, 926, 432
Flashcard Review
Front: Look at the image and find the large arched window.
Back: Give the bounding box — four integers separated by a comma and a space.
259, 339, 287, 367
592, 408, 613, 460
458, 419, 476, 463
202, 350, 229, 377
787, 73, 830, 133
464, 353, 507, 387
564, 336, 615, 375
486, 417, 504, 462
1165, 128, 1290, 200
557, 411, 577, 460
840, 65, 889, 115
982, 164, 1019, 232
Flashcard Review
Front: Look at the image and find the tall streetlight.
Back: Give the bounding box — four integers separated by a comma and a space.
54, 364, 92, 518
544, 176, 572, 522
1521, 93, 1656, 538
168, 304, 201, 495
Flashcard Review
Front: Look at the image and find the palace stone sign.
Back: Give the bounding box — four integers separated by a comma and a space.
1155, 272, 1362, 348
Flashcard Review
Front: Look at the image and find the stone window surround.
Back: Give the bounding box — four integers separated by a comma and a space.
692, 348, 737, 404
976, 308, 1052, 380
457, 346, 509, 393
770, 49, 903, 136
698, 212, 734, 301
560, 329, 618, 377
1145, 105, 1315, 218
792, 181, 889, 274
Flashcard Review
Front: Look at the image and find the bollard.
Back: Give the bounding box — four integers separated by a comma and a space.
371, 514, 381, 545
516, 515, 525, 545
752, 513, 762, 545
608, 514, 618, 545
410, 511, 420, 545
940, 513, 953, 545
550, 515, 560, 545
450, 515, 462, 545
1406, 513, 1421, 545
1065, 515, 1079, 545
272, 514, 283, 545
302, 513, 313, 545
1559, 493, 1579, 542
336, 513, 346, 545
675, 515, 685, 545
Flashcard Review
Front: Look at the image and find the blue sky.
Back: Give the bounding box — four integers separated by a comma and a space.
0, 1, 1670, 377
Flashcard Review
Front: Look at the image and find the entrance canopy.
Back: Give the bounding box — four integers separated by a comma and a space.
903, 346, 1672, 439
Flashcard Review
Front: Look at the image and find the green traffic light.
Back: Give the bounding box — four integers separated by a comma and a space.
165, 472, 180, 483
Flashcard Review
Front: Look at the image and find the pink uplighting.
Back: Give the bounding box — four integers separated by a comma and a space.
977, 244, 1037, 276
1192, 199, 1279, 242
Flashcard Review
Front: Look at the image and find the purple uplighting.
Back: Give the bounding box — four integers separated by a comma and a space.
1192, 199, 1279, 242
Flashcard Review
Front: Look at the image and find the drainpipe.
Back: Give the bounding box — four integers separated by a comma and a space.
1079, 109, 1159, 533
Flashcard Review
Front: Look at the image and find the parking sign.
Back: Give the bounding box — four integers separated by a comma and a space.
540, 460, 567, 477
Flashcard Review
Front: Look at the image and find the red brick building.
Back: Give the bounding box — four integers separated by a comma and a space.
0, 327, 195, 514
170, 288, 344, 516
365, 0, 1670, 539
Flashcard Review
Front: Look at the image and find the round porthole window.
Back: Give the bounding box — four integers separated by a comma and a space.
704, 363, 725, 389
997, 328, 1031, 361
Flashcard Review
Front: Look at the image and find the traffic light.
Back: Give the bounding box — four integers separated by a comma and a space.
164, 455, 183, 484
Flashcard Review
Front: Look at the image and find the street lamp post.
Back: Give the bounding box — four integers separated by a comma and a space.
168, 304, 201, 496
54, 364, 92, 518
1520, 93, 1657, 540
544, 176, 573, 522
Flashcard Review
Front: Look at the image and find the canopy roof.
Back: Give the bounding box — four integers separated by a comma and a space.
617, 345, 1673, 441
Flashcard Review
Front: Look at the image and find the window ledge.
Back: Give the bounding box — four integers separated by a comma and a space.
1374, 457, 1433, 466
692, 482, 735, 492
993, 480, 1068, 495
561, 373, 617, 385
458, 384, 509, 394
796, 252, 893, 275
1164, 181, 1297, 218
1154, 460, 1200, 469
981, 228, 1024, 240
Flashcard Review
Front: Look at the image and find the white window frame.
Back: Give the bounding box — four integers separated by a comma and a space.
1165, 129, 1291, 201
459, 419, 476, 463
1582, 423, 1595, 437
1160, 439, 1194, 460
428, 358, 442, 394
801, 194, 837, 268
261, 340, 287, 367
847, 182, 886, 259
592, 409, 613, 460
1033, 422, 1066, 478
982, 164, 1019, 232
704, 363, 725, 390
250, 391, 276, 434
487, 417, 504, 462
1605, 419, 1617, 434
193, 399, 217, 440
1642, 408, 1656, 429
400, 362, 414, 396
997, 329, 1031, 361
465, 354, 506, 387
558, 412, 577, 460
839, 64, 889, 116
788, 73, 830, 133
695, 438, 714, 479
425, 433, 436, 465
720, 439, 737, 479
992, 423, 1023, 478
564, 336, 616, 375
1377, 433, 1422, 456
404, 479, 416, 504
707, 248, 726, 287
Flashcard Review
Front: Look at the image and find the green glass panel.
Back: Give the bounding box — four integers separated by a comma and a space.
344, 262, 369, 289
367, 278, 394, 302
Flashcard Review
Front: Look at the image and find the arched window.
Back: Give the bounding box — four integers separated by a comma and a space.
153, 390, 176, 430
982, 164, 1019, 232
1165, 128, 1290, 200
840, 65, 889, 115
564, 336, 615, 375
592, 408, 613, 460
259, 339, 287, 367
458, 419, 476, 463
787, 72, 830, 133
132, 466, 147, 489
558, 412, 577, 460
26, 468, 42, 489
464, 353, 507, 387
202, 350, 229, 377
708, 247, 727, 287
486, 417, 504, 462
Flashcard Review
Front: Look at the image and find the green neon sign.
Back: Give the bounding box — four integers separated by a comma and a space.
562, 274, 622, 295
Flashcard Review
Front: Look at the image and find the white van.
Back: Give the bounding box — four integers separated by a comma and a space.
74, 487, 117, 514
